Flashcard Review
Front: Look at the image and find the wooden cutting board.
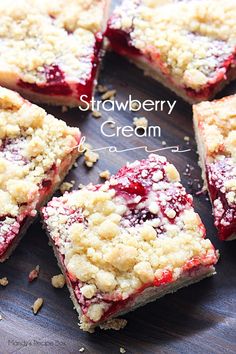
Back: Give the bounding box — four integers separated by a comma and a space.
0, 52, 236, 354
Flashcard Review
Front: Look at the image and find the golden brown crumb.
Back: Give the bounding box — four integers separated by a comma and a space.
32, 298, 43, 315
101, 89, 117, 101
99, 170, 110, 180
84, 149, 99, 168
51, 274, 66, 288
0, 277, 8, 286
131, 101, 140, 111
28, 265, 40, 282
133, 117, 148, 129
60, 181, 74, 194
120, 348, 126, 354
92, 110, 102, 118
97, 84, 108, 93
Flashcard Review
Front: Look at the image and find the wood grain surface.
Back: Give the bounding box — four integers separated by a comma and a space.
0, 51, 236, 354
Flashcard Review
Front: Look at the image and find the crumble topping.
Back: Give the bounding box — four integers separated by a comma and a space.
0, 87, 79, 218
0, 87, 80, 256
194, 94, 236, 239
108, 0, 236, 90
0, 0, 106, 85
43, 154, 217, 323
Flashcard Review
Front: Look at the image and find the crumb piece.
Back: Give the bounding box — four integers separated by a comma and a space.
92, 110, 102, 118
51, 274, 66, 288
97, 84, 108, 93
133, 117, 148, 129
0, 315, 2, 321
99, 318, 127, 331
99, 170, 110, 180
184, 136, 190, 141
73, 161, 78, 168
101, 89, 116, 101
162, 141, 166, 146
60, 181, 74, 194
0, 277, 8, 286
79, 183, 85, 189
28, 265, 40, 282
84, 148, 99, 168
32, 298, 43, 315
79, 348, 85, 353
131, 101, 140, 111
120, 348, 126, 354
62, 106, 68, 113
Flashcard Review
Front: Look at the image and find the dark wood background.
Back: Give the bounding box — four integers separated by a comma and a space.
0, 52, 236, 354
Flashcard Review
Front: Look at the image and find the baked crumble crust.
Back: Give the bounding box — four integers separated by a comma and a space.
193, 94, 236, 240
107, 0, 236, 91
0, 0, 108, 105
43, 154, 217, 327
0, 86, 81, 258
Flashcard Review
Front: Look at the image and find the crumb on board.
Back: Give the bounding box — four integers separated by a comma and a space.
28, 265, 40, 282
79, 183, 85, 189
101, 89, 117, 101
133, 116, 148, 129
184, 136, 190, 141
60, 181, 75, 194
32, 298, 43, 315
131, 101, 140, 111
97, 84, 108, 94
0, 315, 2, 321
62, 106, 68, 113
120, 348, 126, 354
79, 348, 85, 353
73, 161, 78, 168
99, 170, 110, 180
0, 277, 8, 286
92, 110, 102, 118
99, 318, 127, 331
162, 141, 167, 146
51, 274, 66, 289
84, 149, 99, 168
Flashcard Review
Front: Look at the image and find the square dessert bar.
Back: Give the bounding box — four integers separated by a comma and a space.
0, 87, 81, 262
105, 0, 236, 104
193, 95, 236, 241
0, 0, 110, 107
42, 154, 218, 331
